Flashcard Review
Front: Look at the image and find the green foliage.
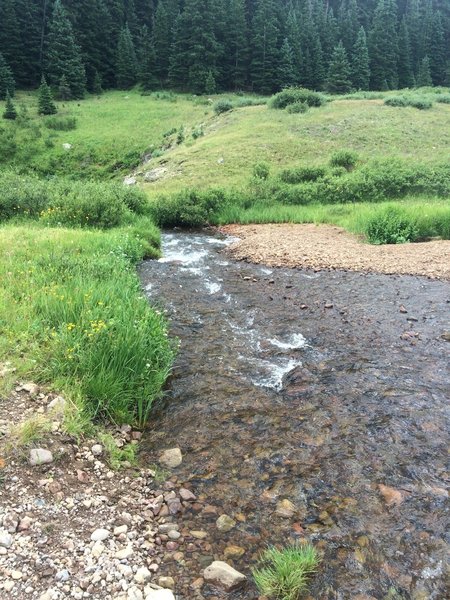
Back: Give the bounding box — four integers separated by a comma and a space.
44, 116, 77, 131
150, 188, 229, 228
326, 41, 352, 94
213, 99, 233, 114
280, 166, 327, 184
286, 101, 308, 114
38, 77, 57, 115
2, 90, 17, 120
192, 126, 204, 140
416, 56, 432, 88
0, 225, 174, 427
58, 75, 72, 101
252, 543, 319, 600
0, 52, 15, 100
384, 96, 433, 110
329, 150, 359, 170
116, 25, 138, 89
270, 88, 326, 109
98, 432, 138, 470
253, 162, 270, 180
365, 206, 419, 244
204, 70, 216, 95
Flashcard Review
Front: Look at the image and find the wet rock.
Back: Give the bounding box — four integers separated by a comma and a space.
378, 484, 404, 506
203, 560, 247, 591
29, 449, 53, 466
179, 487, 196, 501
159, 448, 183, 468
399, 305, 408, 313
216, 514, 236, 532
190, 530, 207, 539
90, 528, 110, 542
441, 331, 450, 342
275, 499, 296, 518
224, 545, 246, 559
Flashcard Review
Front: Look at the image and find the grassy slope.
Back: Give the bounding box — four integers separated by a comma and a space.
144, 99, 450, 195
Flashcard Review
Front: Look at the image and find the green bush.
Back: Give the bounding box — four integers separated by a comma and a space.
253, 161, 270, 180
365, 206, 419, 244
44, 116, 78, 131
384, 96, 409, 107
280, 166, 327, 184
286, 101, 309, 114
384, 96, 433, 110
329, 150, 359, 170
150, 188, 229, 228
0, 170, 49, 220
270, 88, 326, 109
213, 99, 233, 114
436, 94, 450, 104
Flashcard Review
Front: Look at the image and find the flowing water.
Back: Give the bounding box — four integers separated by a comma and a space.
139, 231, 449, 599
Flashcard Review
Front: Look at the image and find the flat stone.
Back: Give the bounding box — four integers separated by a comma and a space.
91, 528, 110, 542
190, 530, 207, 539
275, 499, 296, 518
29, 449, 53, 466
203, 561, 246, 591
159, 448, 182, 469
216, 514, 236, 532
145, 590, 175, 600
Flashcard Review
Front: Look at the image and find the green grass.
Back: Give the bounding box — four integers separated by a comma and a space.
0, 223, 174, 427
252, 543, 320, 600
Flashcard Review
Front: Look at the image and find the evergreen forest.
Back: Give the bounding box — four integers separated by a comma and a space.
0, 0, 449, 97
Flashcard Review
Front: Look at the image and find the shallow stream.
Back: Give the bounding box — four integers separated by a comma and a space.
139, 231, 449, 599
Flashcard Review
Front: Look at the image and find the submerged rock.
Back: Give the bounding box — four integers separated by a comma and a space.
275, 498, 296, 518
216, 514, 236, 532
159, 448, 183, 468
203, 560, 246, 591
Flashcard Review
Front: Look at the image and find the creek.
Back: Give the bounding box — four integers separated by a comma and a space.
139, 231, 449, 599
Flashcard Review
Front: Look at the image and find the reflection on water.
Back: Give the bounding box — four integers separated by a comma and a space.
139, 231, 449, 599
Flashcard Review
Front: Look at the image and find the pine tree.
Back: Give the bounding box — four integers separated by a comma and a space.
138, 26, 158, 91
38, 77, 57, 115
58, 75, 72, 100
326, 41, 352, 93
204, 70, 216, 94
416, 55, 432, 87
278, 38, 296, 89
398, 17, 415, 88
351, 26, 370, 90
338, 0, 360, 54
286, 9, 303, 86
428, 12, 447, 86
222, 0, 248, 90
0, 52, 15, 100
250, 0, 280, 94
2, 90, 17, 120
369, 0, 398, 90
153, 0, 172, 84
45, 0, 86, 99
116, 25, 138, 89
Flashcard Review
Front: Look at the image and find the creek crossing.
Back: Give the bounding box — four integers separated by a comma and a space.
139, 231, 449, 599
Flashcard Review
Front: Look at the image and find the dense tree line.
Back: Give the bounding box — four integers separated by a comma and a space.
0, 0, 449, 97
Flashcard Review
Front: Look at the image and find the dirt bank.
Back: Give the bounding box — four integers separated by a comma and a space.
221, 224, 450, 280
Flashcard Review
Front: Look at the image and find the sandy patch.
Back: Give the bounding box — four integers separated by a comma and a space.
221, 224, 450, 280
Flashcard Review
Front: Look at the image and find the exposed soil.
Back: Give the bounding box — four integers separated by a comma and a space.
220, 224, 450, 280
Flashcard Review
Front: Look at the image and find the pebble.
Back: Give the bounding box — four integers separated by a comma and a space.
203, 560, 247, 591
0, 531, 13, 548
190, 530, 207, 539
90, 528, 110, 542
115, 545, 134, 560
91, 444, 103, 456
159, 448, 183, 469
158, 576, 175, 589
224, 544, 245, 559
134, 567, 152, 584
179, 488, 196, 501
11, 570, 23, 580
29, 448, 53, 466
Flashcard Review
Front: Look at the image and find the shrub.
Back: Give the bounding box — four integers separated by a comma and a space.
365, 206, 419, 244
408, 97, 433, 110
176, 126, 185, 144
252, 543, 319, 600
286, 101, 309, 114
44, 116, 77, 131
213, 99, 233, 114
192, 126, 204, 139
436, 95, 450, 104
150, 188, 229, 228
0, 170, 49, 220
253, 161, 270, 180
384, 96, 409, 107
280, 166, 327, 184
270, 88, 326, 109
329, 150, 359, 170
384, 95, 433, 110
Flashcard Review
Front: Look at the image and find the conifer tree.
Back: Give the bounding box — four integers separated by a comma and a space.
416, 55, 432, 87
38, 77, 57, 115
326, 41, 352, 93
369, 0, 399, 90
58, 75, 72, 100
351, 26, 370, 90
138, 26, 158, 91
92, 70, 103, 95
428, 12, 447, 86
278, 39, 296, 89
3, 90, 17, 120
398, 17, 415, 88
116, 25, 138, 89
338, 0, 360, 54
286, 9, 303, 86
222, 0, 248, 90
45, 0, 86, 99
250, 0, 280, 94
153, 0, 172, 84
204, 70, 216, 94
0, 52, 15, 100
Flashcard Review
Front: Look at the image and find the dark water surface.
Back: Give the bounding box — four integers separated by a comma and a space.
139, 231, 449, 600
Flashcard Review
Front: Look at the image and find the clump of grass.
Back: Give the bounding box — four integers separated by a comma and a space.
44, 116, 77, 131
8, 415, 52, 449
364, 205, 419, 244
252, 543, 320, 600
286, 101, 309, 114
98, 431, 138, 470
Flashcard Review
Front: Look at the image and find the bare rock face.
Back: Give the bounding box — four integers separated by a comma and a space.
203, 560, 247, 591
158, 448, 182, 469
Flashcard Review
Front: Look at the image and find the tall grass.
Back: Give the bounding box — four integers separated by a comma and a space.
0, 225, 174, 427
